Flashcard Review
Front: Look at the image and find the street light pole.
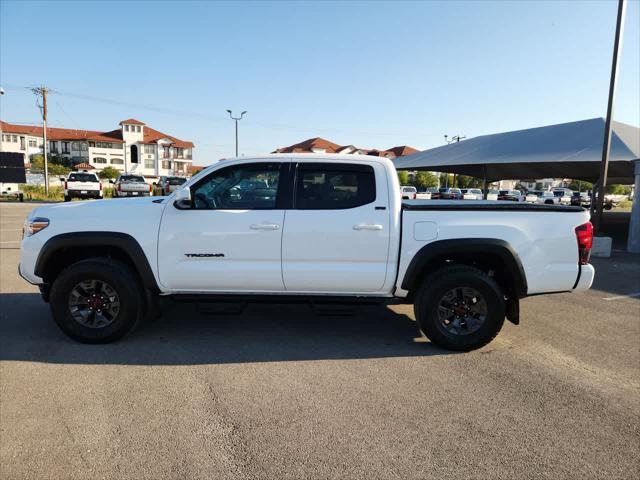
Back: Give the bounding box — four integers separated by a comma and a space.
226, 109, 247, 157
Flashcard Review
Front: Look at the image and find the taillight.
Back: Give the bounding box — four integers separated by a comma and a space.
64, 181, 68, 190
99, 182, 103, 191
118, 183, 121, 192
149, 183, 152, 192
575, 222, 593, 265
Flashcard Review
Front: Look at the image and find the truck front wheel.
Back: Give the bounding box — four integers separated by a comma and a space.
414, 265, 505, 351
49, 258, 143, 343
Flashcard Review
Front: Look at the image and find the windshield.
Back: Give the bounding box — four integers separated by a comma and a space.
167, 177, 187, 186
68, 173, 98, 182
119, 175, 145, 182
402, 187, 416, 192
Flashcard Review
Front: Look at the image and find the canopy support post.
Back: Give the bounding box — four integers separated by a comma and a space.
482, 165, 488, 199
594, 0, 626, 234
628, 161, 640, 253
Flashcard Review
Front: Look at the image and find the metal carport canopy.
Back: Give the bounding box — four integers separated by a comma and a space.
393, 118, 639, 184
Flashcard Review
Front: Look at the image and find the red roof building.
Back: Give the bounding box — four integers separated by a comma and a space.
273, 137, 418, 159
1, 118, 194, 179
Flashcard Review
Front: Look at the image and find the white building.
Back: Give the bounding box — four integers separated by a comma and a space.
0, 118, 194, 178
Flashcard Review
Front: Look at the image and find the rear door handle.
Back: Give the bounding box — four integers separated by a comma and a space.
353, 224, 383, 231
250, 223, 280, 230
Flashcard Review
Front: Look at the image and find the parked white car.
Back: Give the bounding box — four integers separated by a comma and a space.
538, 191, 560, 205
19, 154, 594, 351
400, 185, 417, 200
553, 188, 574, 205
0, 183, 24, 202
61, 171, 103, 202
525, 190, 542, 203
461, 188, 483, 200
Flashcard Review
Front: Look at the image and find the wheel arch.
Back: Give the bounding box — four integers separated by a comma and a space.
401, 238, 528, 300
35, 232, 159, 296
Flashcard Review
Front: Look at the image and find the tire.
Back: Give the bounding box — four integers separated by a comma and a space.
49, 258, 144, 343
414, 265, 505, 351
64, 195, 71, 202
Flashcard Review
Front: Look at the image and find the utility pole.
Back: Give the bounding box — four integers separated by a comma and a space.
30, 86, 51, 194
226, 109, 247, 157
593, 0, 627, 234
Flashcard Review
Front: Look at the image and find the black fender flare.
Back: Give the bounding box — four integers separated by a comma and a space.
400, 238, 528, 299
35, 231, 159, 292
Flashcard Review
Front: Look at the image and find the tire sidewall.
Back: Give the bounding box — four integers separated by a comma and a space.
416, 268, 505, 351
50, 260, 142, 343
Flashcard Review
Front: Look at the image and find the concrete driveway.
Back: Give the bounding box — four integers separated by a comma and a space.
1, 202, 639, 479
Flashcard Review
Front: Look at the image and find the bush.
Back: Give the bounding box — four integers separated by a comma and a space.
397, 171, 409, 185
99, 166, 120, 180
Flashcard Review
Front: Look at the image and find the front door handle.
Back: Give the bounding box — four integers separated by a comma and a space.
250, 223, 280, 230
353, 224, 383, 231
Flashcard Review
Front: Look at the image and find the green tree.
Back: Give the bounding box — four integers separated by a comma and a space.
456, 175, 484, 189
566, 180, 593, 192
98, 166, 120, 180
29, 154, 70, 175
605, 184, 632, 195
397, 170, 409, 185
414, 171, 438, 189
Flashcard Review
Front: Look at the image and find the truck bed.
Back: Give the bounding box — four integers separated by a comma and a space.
402, 200, 584, 212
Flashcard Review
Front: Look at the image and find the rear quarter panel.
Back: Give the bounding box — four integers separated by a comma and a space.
398, 208, 590, 295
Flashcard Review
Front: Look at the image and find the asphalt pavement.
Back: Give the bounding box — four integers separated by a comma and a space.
1, 202, 639, 480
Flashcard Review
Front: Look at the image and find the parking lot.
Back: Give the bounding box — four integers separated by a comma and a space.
1, 201, 639, 479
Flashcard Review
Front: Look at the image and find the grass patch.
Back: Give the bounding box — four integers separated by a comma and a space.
5, 185, 116, 202
616, 200, 633, 211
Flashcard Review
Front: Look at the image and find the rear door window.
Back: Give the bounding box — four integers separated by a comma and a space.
295, 163, 375, 210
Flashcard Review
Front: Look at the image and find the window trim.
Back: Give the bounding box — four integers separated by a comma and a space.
292, 162, 376, 210
188, 162, 290, 211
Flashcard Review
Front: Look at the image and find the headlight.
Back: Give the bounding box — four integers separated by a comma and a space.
23, 217, 49, 237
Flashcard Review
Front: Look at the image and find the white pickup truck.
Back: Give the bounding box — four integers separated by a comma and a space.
62, 171, 103, 202
19, 154, 595, 350
112, 174, 152, 197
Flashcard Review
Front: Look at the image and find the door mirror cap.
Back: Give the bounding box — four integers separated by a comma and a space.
173, 187, 192, 209
59, 177, 65, 182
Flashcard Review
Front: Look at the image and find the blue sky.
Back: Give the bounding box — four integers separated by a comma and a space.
1, 0, 638, 165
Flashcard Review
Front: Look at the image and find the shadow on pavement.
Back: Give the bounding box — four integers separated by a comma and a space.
0, 294, 453, 365
589, 250, 640, 297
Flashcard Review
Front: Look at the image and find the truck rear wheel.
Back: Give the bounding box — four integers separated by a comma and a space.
414, 265, 505, 351
49, 258, 143, 343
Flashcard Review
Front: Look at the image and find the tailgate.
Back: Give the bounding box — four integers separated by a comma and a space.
121, 182, 149, 192
68, 182, 99, 190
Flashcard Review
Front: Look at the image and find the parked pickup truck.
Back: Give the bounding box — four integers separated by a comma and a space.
62, 171, 103, 202
19, 154, 595, 351
112, 174, 151, 197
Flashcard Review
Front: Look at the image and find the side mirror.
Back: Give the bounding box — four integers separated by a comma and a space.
173, 187, 192, 209
109, 179, 115, 184
59, 177, 65, 182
